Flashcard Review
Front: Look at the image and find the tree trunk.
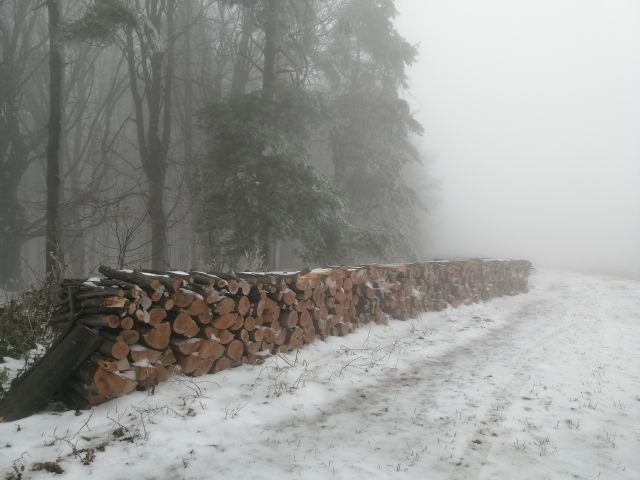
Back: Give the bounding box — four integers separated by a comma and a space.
262, 0, 278, 103
147, 165, 168, 269
124, 0, 175, 270
66, 74, 88, 277
181, 0, 199, 268
0, 177, 25, 288
46, 0, 64, 278
260, 0, 279, 270
232, 5, 254, 95
0, 99, 29, 288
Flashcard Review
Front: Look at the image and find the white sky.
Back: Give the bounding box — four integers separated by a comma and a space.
396, 0, 640, 275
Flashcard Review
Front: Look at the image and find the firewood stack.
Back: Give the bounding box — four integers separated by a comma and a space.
49, 260, 531, 408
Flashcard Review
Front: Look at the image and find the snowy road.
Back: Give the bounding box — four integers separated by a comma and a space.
1, 270, 639, 479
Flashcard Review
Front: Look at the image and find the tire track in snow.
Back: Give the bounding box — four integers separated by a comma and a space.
266, 275, 576, 478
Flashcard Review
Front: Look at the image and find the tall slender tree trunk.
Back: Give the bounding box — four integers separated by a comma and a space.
182, 0, 199, 268
261, 0, 278, 270
0, 176, 24, 287
46, 0, 63, 278
232, 6, 253, 95
146, 48, 169, 269
65, 73, 88, 277
0, 101, 28, 288
262, 0, 277, 103
124, 0, 174, 270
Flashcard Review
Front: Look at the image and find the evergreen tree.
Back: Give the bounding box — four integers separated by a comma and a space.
324, 0, 424, 262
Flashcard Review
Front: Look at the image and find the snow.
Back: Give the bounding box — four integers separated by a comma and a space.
1, 269, 639, 479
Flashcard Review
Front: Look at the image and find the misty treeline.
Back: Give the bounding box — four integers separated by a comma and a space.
0, 0, 428, 290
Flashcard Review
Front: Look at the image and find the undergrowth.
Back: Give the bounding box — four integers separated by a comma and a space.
0, 275, 60, 398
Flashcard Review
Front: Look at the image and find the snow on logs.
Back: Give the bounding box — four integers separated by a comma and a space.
50, 260, 531, 408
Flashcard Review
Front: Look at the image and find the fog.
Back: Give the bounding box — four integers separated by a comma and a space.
2, 0, 639, 288
397, 0, 640, 276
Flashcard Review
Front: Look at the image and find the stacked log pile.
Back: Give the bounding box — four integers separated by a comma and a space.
48, 259, 531, 408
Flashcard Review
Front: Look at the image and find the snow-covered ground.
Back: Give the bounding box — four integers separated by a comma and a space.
1, 269, 639, 479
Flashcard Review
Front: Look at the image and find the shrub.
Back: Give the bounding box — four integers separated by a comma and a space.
0, 279, 57, 362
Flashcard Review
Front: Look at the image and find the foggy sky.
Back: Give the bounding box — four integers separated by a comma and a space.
397, 0, 640, 275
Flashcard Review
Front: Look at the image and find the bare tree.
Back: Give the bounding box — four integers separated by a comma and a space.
45, 0, 64, 277
123, 0, 176, 269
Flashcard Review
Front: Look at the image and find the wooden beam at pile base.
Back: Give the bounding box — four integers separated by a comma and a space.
0, 324, 102, 422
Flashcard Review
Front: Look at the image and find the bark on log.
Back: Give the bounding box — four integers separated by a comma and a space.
0, 325, 102, 421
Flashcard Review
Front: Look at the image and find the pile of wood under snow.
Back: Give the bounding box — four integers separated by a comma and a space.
47, 259, 530, 407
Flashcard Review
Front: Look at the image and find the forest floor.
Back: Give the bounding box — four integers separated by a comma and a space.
1, 269, 639, 479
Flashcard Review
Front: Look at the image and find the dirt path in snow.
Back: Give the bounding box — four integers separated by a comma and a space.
266, 272, 640, 479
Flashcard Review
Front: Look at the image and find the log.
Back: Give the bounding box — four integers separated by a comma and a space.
238, 279, 252, 296
150, 289, 164, 303
212, 312, 238, 330
98, 266, 163, 290
202, 327, 235, 345
129, 345, 162, 363
229, 314, 245, 332
284, 327, 304, 349
188, 271, 228, 288
0, 324, 102, 422
211, 356, 231, 373
80, 296, 128, 310
171, 311, 199, 338
133, 364, 156, 383
278, 309, 298, 329
118, 329, 140, 345
148, 308, 168, 326
237, 296, 251, 316
172, 291, 195, 309
137, 270, 184, 292
303, 326, 316, 344
186, 297, 207, 316
93, 368, 138, 398
170, 338, 202, 356
237, 328, 250, 343
135, 308, 151, 324
119, 316, 135, 330
141, 323, 171, 350
227, 279, 240, 295
281, 289, 296, 306
197, 339, 225, 360
75, 288, 125, 300
158, 296, 175, 311
273, 328, 287, 346
96, 356, 130, 373
197, 308, 213, 325
158, 349, 177, 366
99, 340, 129, 360
139, 295, 153, 310
244, 316, 258, 332
215, 297, 236, 315
250, 328, 266, 343
298, 309, 312, 329
245, 340, 262, 355
192, 358, 215, 376
225, 340, 244, 362
79, 314, 120, 329
175, 353, 203, 374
